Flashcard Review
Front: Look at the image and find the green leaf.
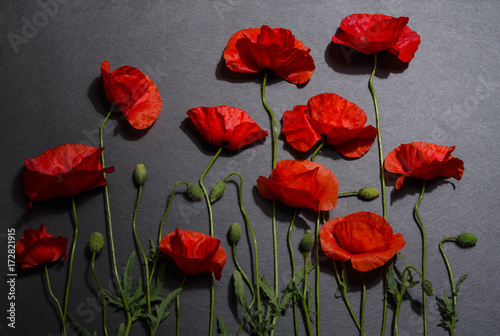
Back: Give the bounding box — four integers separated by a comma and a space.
455, 274, 468, 294
260, 276, 279, 310
103, 289, 124, 308
217, 316, 229, 336
149, 239, 157, 262
233, 270, 248, 309
151, 263, 166, 299
387, 264, 399, 300
123, 252, 136, 298
67, 312, 95, 336
115, 323, 126, 336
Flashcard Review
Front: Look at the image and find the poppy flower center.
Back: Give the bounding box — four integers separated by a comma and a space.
333, 220, 389, 254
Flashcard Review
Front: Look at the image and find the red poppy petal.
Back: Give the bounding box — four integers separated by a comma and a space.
307, 93, 367, 136
319, 218, 352, 262
350, 233, 405, 272
256, 176, 321, 210
282, 105, 321, 152
333, 221, 389, 254
332, 14, 408, 54
225, 121, 268, 150
121, 75, 162, 129
224, 28, 262, 73
187, 106, 227, 147
388, 26, 421, 62
16, 235, 68, 270
332, 125, 378, 158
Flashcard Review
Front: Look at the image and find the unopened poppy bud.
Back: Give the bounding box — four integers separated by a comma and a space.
210, 181, 227, 203
227, 222, 242, 245
358, 187, 380, 200
299, 230, 313, 253
88, 232, 104, 254
455, 233, 477, 248
134, 164, 147, 186
421, 279, 434, 297
186, 184, 204, 201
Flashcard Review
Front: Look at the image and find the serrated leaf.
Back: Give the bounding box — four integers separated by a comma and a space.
455, 274, 468, 294
115, 323, 126, 336
103, 289, 124, 308
67, 312, 95, 336
279, 290, 294, 310
407, 280, 420, 289
233, 270, 248, 309
260, 276, 279, 310
217, 316, 229, 336
151, 263, 166, 299
387, 265, 399, 299
123, 252, 136, 298
149, 239, 157, 261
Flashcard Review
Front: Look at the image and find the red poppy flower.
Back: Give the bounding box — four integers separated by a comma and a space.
256, 160, 339, 211
331, 14, 421, 62
101, 61, 162, 130
384, 141, 464, 190
320, 211, 405, 272
15, 225, 68, 270
223, 25, 315, 84
187, 105, 268, 150
158, 228, 227, 280
282, 93, 378, 158
23, 144, 115, 209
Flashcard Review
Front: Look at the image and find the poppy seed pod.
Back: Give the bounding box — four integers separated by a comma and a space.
455, 233, 478, 248
88, 232, 104, 255
210, 181, 227, 203
134, 163, 147, 186
299, 230, 313, 253
186, 184, 204, 201
358, 187, 380, 200
227, 222, 242, 246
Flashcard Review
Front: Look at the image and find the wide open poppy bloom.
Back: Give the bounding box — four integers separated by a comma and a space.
282, 93, 378, 158
101, 61, 162, 130
257, 160, 339, 211
15, 225, 68, 270
158, 228, 227, 280
331, 13, 421, 62
384, 141, 464, 190
224, 25, 315, 84
23, 144, 115, 209
320, 211, 405, 272
187, 105, 268, 150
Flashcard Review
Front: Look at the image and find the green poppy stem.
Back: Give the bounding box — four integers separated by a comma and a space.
99, 107, 131, 322
224, 171, 261, 321
311, 140, 325, 162
369, 52, 390, 336
302, 251, 313, 336
415, 180, 427, 336
287, 209, 299, 335
45, 265, 66, 336
315, 211, 321, 336
439, 237, 458, 336
199, 147, 223, 336
91, 252, 108, 336
369, 53, 387, 219
262, 70, 280, 335
332, 261, 366, 336
176, 275, 188, 336
63, 197, 79, 331
131, 184, 152, 334
360, 272, 366, 336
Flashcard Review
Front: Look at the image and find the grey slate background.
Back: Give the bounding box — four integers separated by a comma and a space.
1, 0, 499, 335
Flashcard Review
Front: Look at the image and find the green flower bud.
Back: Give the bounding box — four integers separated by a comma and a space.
186, 184, 204, 201
227, 222, 242, 245
421, 279, 434, 297
134, 163, 147, 186
299, 230, 313, 253
358, 187, 380, 201
88, 232, 104, 255
210, 181, 227, 203
455, 233, 478, 248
